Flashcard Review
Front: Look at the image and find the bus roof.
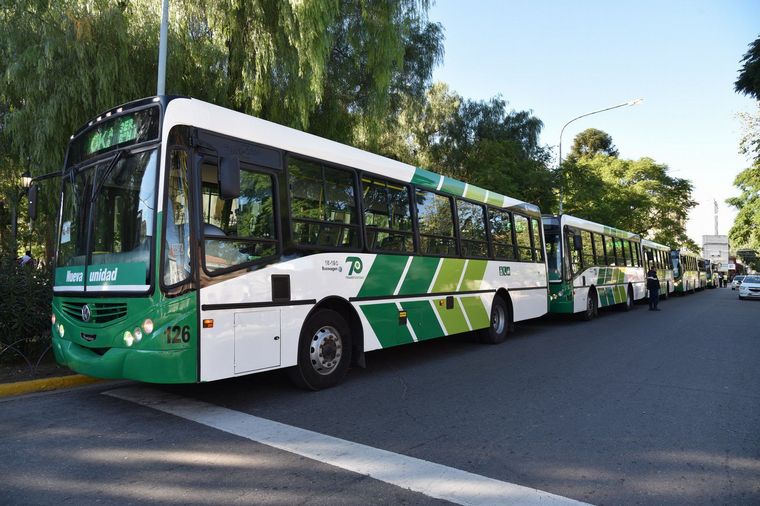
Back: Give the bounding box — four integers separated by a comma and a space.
160, 97, 541, 216
641, 239, 670, 251
544, 213, 641, 241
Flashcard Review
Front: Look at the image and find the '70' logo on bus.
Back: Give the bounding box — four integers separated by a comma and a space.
345, 256, 363, 276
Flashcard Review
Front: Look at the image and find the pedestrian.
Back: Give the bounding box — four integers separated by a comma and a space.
19, 250, 33, 267
718, 271, 724, 288
647, 263, 660, 311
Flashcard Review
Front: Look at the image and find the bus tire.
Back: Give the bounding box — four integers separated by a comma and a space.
288, 309, 352, 390
480, 296, 510, 344
663, 283, 669, 300
621, 285, 634, 311
580, 289, 598, 321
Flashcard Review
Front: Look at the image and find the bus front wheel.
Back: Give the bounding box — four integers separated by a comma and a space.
581, 290, 598, 321
288, 309, 352, 390
480, 296, 510, 344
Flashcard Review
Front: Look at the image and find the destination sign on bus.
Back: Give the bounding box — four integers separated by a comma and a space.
68, 106, 160, 166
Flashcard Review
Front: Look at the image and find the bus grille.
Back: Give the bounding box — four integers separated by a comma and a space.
60, 301, 128, 324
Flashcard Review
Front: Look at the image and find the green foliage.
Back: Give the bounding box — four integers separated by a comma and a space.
387, 83, 556, 211
563, 155, 697, 248
735, 35, 760, 100
567, 128, 619, 160
727, 162, 760, 261
0, 259, 53, 363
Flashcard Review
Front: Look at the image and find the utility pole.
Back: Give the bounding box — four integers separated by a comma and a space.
714, 199, 719, 235
157, 0, 169, 95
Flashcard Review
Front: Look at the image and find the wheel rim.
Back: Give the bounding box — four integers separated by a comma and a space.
627, 290, 632, 308
587, 295, 596, 316
492, 304, 506, 335
309, 325, 343, 376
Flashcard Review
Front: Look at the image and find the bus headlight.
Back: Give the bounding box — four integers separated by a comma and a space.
123, 330, 134, 347
51, 313, 56, 325
142, 318, 154, 334
57, 324, 65, 337
133, 327, 143, 342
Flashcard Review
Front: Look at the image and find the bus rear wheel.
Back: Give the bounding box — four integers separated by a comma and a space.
288, 309, 352, 390
621, 286, 634, 311
480, 296, 509, 344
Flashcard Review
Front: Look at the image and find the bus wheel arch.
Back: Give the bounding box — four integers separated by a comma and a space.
287, 297, 358, 390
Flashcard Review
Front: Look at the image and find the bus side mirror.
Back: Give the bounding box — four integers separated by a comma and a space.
219, 156, 240, 200
28, 184, 38, 221
573, 235, 582, 251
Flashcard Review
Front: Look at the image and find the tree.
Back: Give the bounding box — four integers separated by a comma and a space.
567, 128, 619, 160
0, 0, 441, 260
726, 162, 760, 262
735, 35, 760, 100
401, 84, 556, 211
562, 155, 697, 249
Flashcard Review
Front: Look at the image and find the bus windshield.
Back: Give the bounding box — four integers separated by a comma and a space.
57, 149, 157, 290
544, 225, 561, 281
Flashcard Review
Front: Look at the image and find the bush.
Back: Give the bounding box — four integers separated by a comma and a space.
0, 257, 53, 363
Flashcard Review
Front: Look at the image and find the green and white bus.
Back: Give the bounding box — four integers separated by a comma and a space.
670, 249, 704, 294
543, 214, 646, 320
641, 239, 675, 298
51, 96, 549, 389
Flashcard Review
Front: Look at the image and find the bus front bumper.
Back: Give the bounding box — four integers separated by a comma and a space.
53, 336, 196, 384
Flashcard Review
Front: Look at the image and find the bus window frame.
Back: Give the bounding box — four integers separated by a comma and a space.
488, 207, 518, 261
455, 198, 490, 259
413, 187, 459, 258
285, 153, 364, 254
198, 158, 282, 278
359, 174, 417, 256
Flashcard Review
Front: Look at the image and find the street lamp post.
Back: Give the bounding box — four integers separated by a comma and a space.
557, 98, 643, 215
11, 169, 33, 255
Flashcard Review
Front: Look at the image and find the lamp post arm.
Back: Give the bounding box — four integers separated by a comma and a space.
557, 99, 643, 215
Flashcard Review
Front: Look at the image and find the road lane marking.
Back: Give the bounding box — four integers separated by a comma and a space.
104, 386, 590, 506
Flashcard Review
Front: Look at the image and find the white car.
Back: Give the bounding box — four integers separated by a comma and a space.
731, 275, 745, 290
738, 275, 760, 300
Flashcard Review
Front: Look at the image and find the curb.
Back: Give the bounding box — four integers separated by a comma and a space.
0, 374, 105, 398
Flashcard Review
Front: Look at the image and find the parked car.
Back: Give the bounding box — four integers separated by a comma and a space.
731, 275, 746, 290
738, 275, 760, 300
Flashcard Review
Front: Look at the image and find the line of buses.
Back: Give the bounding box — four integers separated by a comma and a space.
48, 96, 712, 390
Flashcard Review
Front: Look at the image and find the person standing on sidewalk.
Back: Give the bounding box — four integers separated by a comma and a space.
647, 264, 661, 311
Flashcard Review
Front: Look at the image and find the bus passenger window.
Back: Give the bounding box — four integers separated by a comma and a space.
593, 233, 605, 265
416, 190, 456, 256
625, 241, 634, 267
566, 231, 581, 275
489, 209, 516, 260
530, 218, 544, 262
581, 230, 594, 267
289, 157, 359, 249
362, 177, 413, 253
457, 199, 488, 258
604, 236, 617, 266
513, 214, 533, 261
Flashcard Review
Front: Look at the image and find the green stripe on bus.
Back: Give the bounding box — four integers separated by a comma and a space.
460, 260, 487, 291
460, 296, 489, 329
398, 257, 440, 295
411, 167, 441, 189
465, 185, 488, 203
487, 193, 504, 207
360, 303, 414, 348
401, 300, 445, 341
434, 298, 470, 335
441, 177, 466, 197
357, 255, 409, 297
431, 258, 466, 292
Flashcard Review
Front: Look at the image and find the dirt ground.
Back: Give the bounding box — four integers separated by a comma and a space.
0, 358, 73, 384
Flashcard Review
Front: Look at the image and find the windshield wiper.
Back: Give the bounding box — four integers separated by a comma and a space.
90, 150, 124, 203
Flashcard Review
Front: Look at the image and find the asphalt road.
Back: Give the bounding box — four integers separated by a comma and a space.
1, 288, 758, 505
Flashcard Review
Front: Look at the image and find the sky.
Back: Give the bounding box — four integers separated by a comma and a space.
428, 0, 760, 247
